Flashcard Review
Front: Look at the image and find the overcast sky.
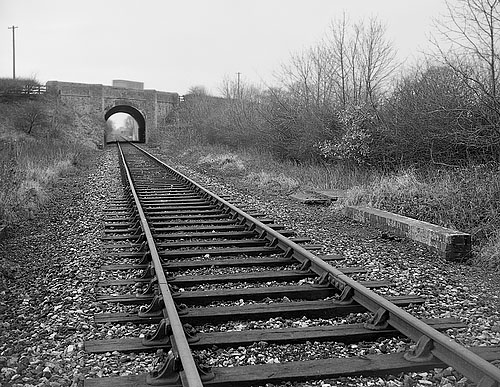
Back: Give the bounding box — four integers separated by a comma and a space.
1, 0, 448, 95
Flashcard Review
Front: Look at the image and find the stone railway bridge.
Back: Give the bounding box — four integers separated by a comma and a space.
46, 80, 179, 143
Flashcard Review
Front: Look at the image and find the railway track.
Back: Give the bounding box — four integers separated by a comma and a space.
84, 142, 500, 386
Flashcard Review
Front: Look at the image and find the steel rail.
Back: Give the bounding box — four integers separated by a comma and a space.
130, 143, 500, 387
117, 143, 204, 387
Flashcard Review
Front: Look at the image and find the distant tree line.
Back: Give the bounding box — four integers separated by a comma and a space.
172, 0, 500, 167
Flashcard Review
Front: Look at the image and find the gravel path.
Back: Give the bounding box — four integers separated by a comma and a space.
0, 145, 499, 387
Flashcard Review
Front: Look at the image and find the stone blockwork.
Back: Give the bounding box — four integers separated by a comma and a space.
344, 206, 472, 261
46, 80, 178, 144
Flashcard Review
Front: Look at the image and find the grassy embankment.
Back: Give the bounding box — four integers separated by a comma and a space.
160, 135, 500, 269
0, 78, 103, 226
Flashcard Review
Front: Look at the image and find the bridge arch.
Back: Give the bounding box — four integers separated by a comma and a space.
46, 80, 179, 145
104, 104, 146, 143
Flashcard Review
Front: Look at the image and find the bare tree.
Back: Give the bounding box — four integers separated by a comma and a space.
283, 15, 398, 111
347, 21, 362, 105
329, 13, 349, 108
432, 0, 500, 124
218, 76, 269, 147
327, 16, 397, 109
262, 16, 398, 161
187, 85, 210, 96
359, 17, 398, 109
15, 100, 48, 135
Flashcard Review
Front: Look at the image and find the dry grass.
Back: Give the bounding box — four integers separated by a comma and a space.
0, 77, 103, 225
172, 143, 375, 193
194, 145, 374, 188
0, 121, 94, 225
276, 159, 378, 190
197, 153, 246, 175
0, 137, 85, 223
160, 138, 500, 268
340, 167, 500, 268
479, 232, 500, 270
244, 171, 299, 193
341, 167, 500, 235
0, 77, 40, 93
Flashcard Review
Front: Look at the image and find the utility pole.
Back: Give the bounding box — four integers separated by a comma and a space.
236, 72, 241, 99
8, 25, 18, 79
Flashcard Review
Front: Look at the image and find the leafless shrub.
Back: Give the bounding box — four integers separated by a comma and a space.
0, 77, 40, 94
14, 98, 49, 135
428, 0, 500, 160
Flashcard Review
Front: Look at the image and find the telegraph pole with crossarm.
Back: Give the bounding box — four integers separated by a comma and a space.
8, 25, 18, 79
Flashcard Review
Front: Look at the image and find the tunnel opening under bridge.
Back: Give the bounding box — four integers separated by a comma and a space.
104, 105, 146, 143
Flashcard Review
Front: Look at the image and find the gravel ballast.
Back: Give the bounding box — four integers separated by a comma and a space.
0, 149, 121, 386
0, 145, 499, 387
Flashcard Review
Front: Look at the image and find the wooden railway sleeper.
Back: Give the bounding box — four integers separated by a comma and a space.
138, 251, 152, 265
138, 280, 181, 301
143, 318, 172, 347
147, 350, 181, 386
404, 335, 435, 363
122, 185, 132, 199
140, 262, 155, 279
147, 348, 215, 386
364, 307, 390, 331
136, 240, 148, 253
143, 319, 200, 347
104, 213, 140, 224
247, 221, 256, 230
176, 302, 189, 315
104, 202, 133, 213
104, 208, 135, 219
129, 220, 143, 235
297, 259, 312, 273
269, 237, 279, 247
138, 294, 165, 318
136, 273, 178, 298
136, 275, 158, 298
106, 219, 142, 236
121, 192, 134, 205
311, 272, 331, 288
284, 246, 294, 258
333, 285, 355, 305
308, 272, 357, 306
170, 284, 181, 297
133, 232, 146, 244
138, 294, 188, 318
310, 272, 357, 306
